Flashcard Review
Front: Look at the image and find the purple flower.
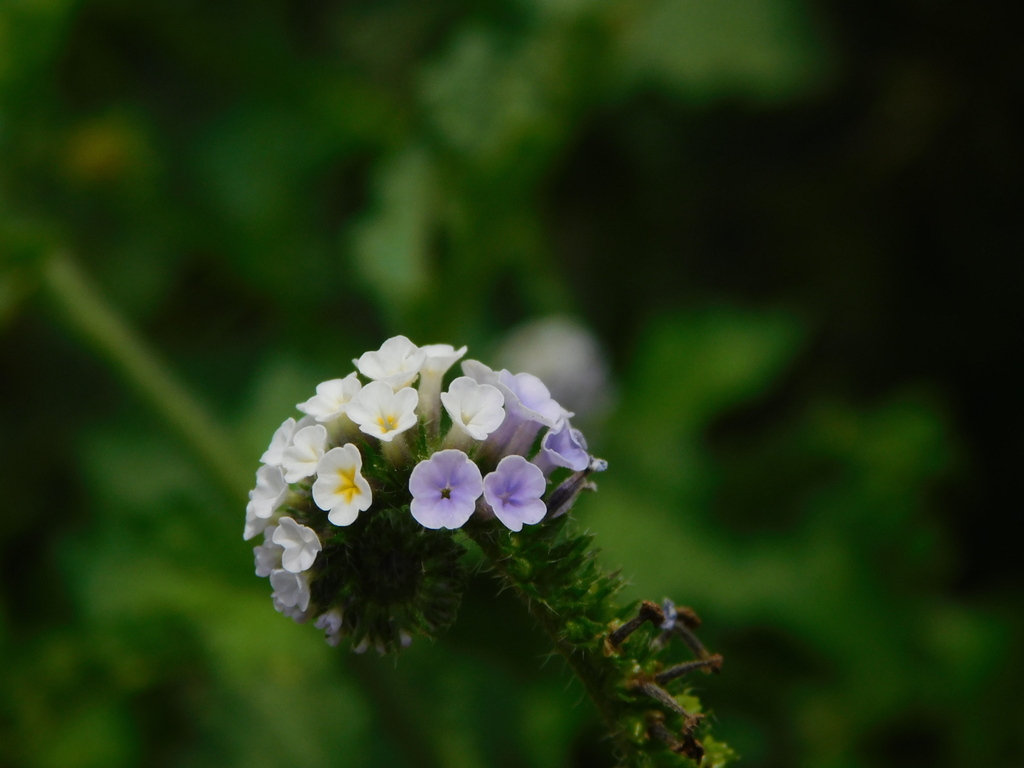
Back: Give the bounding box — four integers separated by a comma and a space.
483, 455, 548, 532
534, 421, 590, 476
462, 360, 572, 458
498, 370, 568, 427
409, 449, 483, 529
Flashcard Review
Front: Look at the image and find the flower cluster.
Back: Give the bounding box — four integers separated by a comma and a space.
245, 336, 605, 652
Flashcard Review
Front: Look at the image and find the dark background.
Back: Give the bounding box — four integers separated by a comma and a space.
1, 1, 1021, 766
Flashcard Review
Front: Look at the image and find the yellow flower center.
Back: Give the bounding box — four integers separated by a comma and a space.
334, 467, 360, 502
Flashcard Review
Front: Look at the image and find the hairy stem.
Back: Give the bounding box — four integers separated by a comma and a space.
465, 524, 633, 756
470, 528, 613, 720
465, 520, 724, 767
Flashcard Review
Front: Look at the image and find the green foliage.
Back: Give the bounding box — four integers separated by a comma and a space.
352, 149, 436, 322
615, 0, 828, 102
3, 0, 1022, 767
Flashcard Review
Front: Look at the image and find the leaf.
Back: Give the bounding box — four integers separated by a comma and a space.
621, 309, 804, 472
615, 0, 830, 103
351, 147, 435, 315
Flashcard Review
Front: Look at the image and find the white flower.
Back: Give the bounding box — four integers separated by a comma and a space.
261, 417, 296, 467
460, 360, 570, 457
247, 462, 292, 540
461, 358, 500, 386
315, 608, 342, 633
345, 381, 418, 442
417, 344, 468, 427
315, 608, 344, 646
353, 335, 426, 390
248, 465, 288, 518
254, 527, 283, 576
313, 444, 373, 526
421, 344, 468, 378
260, 415, 316, 469
244, 505, 273, 541
270, 569, 311, 612
281, 424, 328, 482
441, 376, 505, 440
297, 374, 362, 422
272, 516, 322, 573
274, 600, 311, 623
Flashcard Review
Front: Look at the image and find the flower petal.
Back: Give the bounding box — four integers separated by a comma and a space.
408, 449, 482, 529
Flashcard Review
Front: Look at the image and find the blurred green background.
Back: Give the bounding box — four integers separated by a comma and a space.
1, 0, 1021, 766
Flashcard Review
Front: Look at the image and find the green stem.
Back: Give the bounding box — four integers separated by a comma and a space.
40, 252, 251, 500
465, 526, 625, 744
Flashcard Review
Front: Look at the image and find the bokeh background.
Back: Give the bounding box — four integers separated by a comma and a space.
1, 1, 1021, 767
